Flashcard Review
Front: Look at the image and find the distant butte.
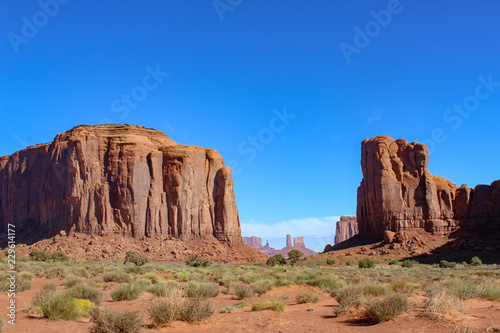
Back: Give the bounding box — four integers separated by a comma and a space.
243, 235, 317, 257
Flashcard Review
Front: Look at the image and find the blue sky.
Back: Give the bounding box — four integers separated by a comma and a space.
1, 1, 499, 242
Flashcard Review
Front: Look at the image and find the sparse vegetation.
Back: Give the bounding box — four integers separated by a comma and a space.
185, 254, 211, 267
180, 299, 215, 323
326, 258, 336, 265
288, 249, 304, 265
266, 254, 286, 266
111, 281, 147, 301
51, 251, 69, 262
123, 251, 150, 266
235, 284, 254, 299
296, 293, 320, 304
439, 260, 457, 268
469, 256, 482, 266
29, 250, 50, 262
364, 294, 411, 323
89, 308, 143, 333
401, 259, 414, 268
251, 300, 285, 312
358, 258, 376, 268
148, 296, 186, 327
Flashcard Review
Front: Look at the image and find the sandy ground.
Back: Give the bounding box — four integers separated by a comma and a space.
1, 278, 499, 333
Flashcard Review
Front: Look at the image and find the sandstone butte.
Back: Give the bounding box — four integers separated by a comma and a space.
0, 124, 266, 262
357, 135, 500, 240
334, 216, 359, 244
243, 234, 317, 257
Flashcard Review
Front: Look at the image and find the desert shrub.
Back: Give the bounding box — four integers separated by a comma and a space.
102, 270, 132, 283
180, 299, 215, 323
359, 258, 376, 268
235, 284, 254, 300
454, 281, 483, 299
30, 289, 80, 321
251, 279, 274, 296
401, 260, 414, 268
390, 279, 422, 293
51, 251, 69, 262
148, 283, 170, 297
66, 284, 104, 305
326, 258, 336, 265
439, 260, 457, 268
41, 282, 58, 292
175, 271, 189, 282
29, 250, 50, 262
266, 254, 286, 266
144, 272, 160, 284
425, 289, 465, 319
334, 286, 366, 316
220, 305, 237, 313
73, 299, 95, 316
296, 293, 320, 304
356, 282, 390, 296
185, 254, 211, 267
185, 282, 219, 299
251, 300, 285, 312
307, 277, 346, 295
73, 267, 91, 278
148, 296, 186, 327
45, 266, 67, 279
63, 276, 84, 288
288, 249, 303, 264
16, 272, 33, 292
111, 281, 146, 301
389, 260, 398, 265
364, 294, 411, 323
482, 284, 500, 300
0, 317, 4, 333
166, 279, 181, 288
469, 256, 482, 266
89, 308, 143, 333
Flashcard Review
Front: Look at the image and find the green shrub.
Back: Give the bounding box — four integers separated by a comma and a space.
482, 284, 500, 300
185, 254, 211, 267
390, 280, 421, 293
235, 284, 254, 300
0, 316, 4, 333
51, 251, 69, 262
388, 260, 398, 265
251, 300, 285, 312
102, 271, 132, 283
30, 289, 80, 321
66, 284, 104, 305
111, 281, 146, 301
123, 251, 150, 266
296, 293, 320, 304
334, 286, 366, 315
356, 283, 390, 296
185, 282, 219, 300
326, 258, 336, 265
307, 277, 346, 295
364, 294, 411, 323
73, 299, 95, 316
45, 266, 67, 279
401, 260, 414, 268
469, 256, 482, 266
63, 276, 84, 288
89, 308, 143, 333
251, 279, 274, 296
180, 300, 215, 323
266, 254, 286, 266
220, 305, 237, 313
359, 258, 376, 268
148, 296, 186, 327
439, 260, 457, 268
29, 250, 50, 262
148, 283, 174, 297
16, 272, 33, 292
288, 249, 303, 264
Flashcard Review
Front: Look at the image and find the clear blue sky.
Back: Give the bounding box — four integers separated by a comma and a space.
1, 1, 499, 240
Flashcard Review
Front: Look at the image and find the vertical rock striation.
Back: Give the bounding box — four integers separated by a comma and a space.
0, 125, 242, 244
334, 216, 359, 244
357, 135, 500, 239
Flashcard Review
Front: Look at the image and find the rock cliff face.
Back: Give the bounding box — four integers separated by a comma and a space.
0, 125, 242, 244
334, 216, 359, 244
242, 236, 262, 248
357, 135, 500, 239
